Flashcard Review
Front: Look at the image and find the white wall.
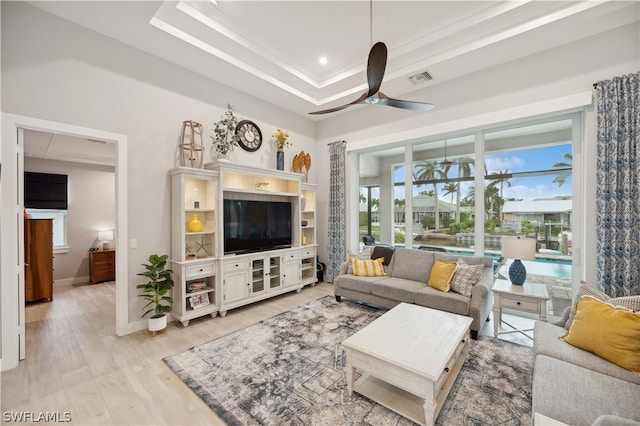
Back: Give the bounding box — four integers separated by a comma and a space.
24, 157, 116, 285
1, 1, 317, 338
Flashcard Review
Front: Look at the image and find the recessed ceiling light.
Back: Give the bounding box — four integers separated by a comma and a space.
319, 56, 328, 65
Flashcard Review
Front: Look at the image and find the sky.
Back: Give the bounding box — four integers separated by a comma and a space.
373, 143, 573, 203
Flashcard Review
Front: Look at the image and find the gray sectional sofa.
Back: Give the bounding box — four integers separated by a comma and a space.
333, 248, 494, 339
532, 316, 640, 425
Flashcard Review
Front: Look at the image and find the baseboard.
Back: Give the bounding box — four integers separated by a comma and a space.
55, 276, 90, 287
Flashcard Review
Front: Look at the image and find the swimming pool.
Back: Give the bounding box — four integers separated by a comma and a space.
440, 248, 573, 279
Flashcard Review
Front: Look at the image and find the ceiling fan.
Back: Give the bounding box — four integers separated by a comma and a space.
309, 2, 434, 115
439, 139, 474, 167
440, 139, 456, 167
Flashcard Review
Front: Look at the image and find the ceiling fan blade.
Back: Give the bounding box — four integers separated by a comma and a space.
377, 92, 435, 111
366, 42, 387, 96
308, 92, 369, 115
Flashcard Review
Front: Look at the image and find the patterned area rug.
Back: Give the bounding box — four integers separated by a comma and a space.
164, 296, 532, 425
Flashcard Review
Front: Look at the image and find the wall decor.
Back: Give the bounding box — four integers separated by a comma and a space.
211, 104, 240, 160
235, 120, 262, 152
272, 128, 292, 170
179, 120, 205, 168
293, 151, 311, 182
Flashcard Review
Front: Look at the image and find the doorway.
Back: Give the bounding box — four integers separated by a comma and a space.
1, 113, 128, 370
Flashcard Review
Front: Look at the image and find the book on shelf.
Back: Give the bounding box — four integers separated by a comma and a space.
189, 293, 210, 310
187, 280, 207, 293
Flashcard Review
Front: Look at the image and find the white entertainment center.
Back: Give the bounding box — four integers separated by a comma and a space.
169, 163, 317, 326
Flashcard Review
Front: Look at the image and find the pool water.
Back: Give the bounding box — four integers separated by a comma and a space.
441, 248, 573, 279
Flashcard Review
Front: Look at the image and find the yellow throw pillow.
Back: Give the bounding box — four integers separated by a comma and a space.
351, 257, 386, 277
560, 296, 640, 373
427, 260, 457, 292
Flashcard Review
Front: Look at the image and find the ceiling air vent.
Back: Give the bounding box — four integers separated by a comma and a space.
409, 71, 433, 85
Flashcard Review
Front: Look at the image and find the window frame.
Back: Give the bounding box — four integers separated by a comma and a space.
25, 208, 69, 253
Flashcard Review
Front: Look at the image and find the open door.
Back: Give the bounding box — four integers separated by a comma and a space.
17, 128, 26, 360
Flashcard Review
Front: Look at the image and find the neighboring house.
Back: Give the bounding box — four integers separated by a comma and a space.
398, 194, 456, 226
502, 198, 572, 231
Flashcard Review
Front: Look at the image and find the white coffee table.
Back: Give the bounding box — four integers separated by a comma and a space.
342, 303, 473, 426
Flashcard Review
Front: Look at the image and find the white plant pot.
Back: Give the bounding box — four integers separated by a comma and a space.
148, 314, 167, 332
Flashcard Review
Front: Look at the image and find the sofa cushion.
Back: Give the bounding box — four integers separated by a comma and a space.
435, 252, 487, 266
351, 257, 387, 277
534, 321, 640, 385
390, 249, 435, 282
427, 260, 456, 292
560, 296, 640, 373
414, 286, 470, 316
566, 280, 640, 329
370, 277, 425, 304
592, 415, 640, 426
532, 355, 640, 425
450, 258, 485, 297
334, 274, 386, 294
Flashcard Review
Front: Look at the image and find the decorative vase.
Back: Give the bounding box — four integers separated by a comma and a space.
148, 314, 167, 333
276, 148, 284, 170
216, 152, 231, 162
508, 259, 527, 285
300, 194, 306, 211
188, 214, 203, 232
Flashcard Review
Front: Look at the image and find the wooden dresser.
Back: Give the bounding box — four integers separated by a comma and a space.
89, 249, 116, 284
24, 218, 54, 302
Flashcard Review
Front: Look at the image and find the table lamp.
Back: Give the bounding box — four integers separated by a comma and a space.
98, 230, 114, 250
501, 236, 536, 285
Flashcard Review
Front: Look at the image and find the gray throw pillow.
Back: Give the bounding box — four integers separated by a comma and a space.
449, 258, 484, 297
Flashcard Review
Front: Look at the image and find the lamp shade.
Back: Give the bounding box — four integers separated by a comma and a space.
98, 230, 114, 241
501, 237, 536, 260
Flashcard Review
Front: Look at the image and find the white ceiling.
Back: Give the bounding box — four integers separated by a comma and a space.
27, 0, 639, 120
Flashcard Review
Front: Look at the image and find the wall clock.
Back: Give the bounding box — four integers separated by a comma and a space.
235, 120, 262, 152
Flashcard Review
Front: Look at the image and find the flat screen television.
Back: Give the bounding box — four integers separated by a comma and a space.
223, 199, 292, 254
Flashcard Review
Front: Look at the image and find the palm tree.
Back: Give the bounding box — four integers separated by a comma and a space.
485, 182, 501, 219
442, 182, 458, 205
466, 182, 501, 219
490, 170, 511, 219
454, 159, 473, 223
414, 160, 445, 230
553, 153, 572, 187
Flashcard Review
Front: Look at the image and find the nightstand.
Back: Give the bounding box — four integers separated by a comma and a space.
89, 249, 116, 284
492, 278, 549, 339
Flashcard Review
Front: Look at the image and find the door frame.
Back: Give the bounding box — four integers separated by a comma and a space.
1, 113, 128, 370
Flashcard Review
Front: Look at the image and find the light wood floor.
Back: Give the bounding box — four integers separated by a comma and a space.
1, 281, 533, 425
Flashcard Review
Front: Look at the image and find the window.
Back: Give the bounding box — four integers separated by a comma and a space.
412, 135, 476, 251
26, 209, 68, 250
24, 172, 69, 251
359, 146, 405, 247
353, 115, 576, 317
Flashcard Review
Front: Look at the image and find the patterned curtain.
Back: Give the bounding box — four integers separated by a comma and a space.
595, 72, 640, 297
327, 141, 347, 283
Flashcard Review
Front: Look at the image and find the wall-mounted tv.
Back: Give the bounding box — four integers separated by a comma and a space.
223, 199, 292, 254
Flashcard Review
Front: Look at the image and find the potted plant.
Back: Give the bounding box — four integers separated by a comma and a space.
211, 103, 240, 160
136, 254, 174, 333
